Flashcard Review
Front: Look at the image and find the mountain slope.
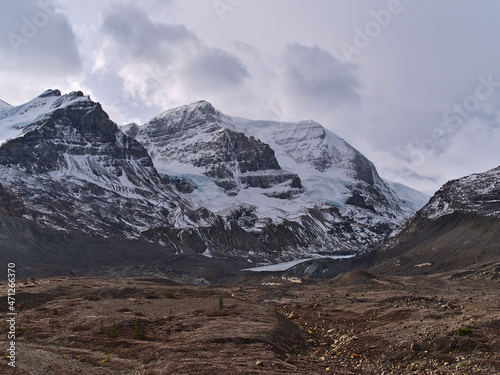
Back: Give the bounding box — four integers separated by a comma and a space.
366, 165, 500, 275
0, 99, 11, 109
386, 181, 429, 213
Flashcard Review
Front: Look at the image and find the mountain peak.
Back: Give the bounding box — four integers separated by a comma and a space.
38, 89, 61, 98
184, 100, 220, 117
173, 100, 218, 115
191, 99, 212, 107
148, 100, 232, 135
0, 90, 96, 146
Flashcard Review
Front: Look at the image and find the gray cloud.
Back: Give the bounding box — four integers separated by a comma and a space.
96, 4, 248, 116
282, 44, 360, 108
101, 5, 196, 64
181, 47, 248, 91
0, 0, 82, 75
1, 1, 499, 194
82, 71, 163, 125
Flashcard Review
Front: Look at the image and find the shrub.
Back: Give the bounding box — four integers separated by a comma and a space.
458, 327, 472, 336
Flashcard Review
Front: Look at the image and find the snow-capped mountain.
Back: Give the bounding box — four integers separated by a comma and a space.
123, 100, 425, 259
0, 90, 193, 238
0, 89, 62, 145
122, 101, 301, 197
0, 91, 427, 265
419, 166, 500, 220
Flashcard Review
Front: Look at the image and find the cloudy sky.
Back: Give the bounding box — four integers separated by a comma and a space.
1, 0, 499, 194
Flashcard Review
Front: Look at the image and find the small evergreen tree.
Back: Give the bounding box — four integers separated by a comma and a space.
218, 296, 224, 311
108, 322, 118, 338
133, 319, 146, 340
167, 309, 174, 320
98, 319, 105, 334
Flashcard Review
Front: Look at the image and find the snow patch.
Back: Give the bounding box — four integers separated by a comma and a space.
242, 254, 356, 272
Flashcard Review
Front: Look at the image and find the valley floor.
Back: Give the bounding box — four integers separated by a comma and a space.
1, 270, 499, 374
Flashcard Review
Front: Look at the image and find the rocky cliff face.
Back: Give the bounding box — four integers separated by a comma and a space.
418, 166, 500, 220
123, 101, 301, 196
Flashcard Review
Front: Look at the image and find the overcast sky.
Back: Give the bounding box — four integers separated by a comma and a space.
1, 0, 499, 194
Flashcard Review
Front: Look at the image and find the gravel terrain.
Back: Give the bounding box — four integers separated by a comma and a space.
1, 271, 499, 374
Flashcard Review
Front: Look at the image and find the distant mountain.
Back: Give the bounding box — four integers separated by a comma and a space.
386, 181, 429, 213
0, 91, 427, 273
285, 166, 499, 279
366, 166, 500, 275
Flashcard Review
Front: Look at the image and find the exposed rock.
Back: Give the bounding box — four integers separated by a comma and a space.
411, 342, 422, 351
124, 101, 301, 195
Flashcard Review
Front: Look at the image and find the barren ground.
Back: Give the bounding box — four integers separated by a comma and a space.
1, 270, 500, 374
